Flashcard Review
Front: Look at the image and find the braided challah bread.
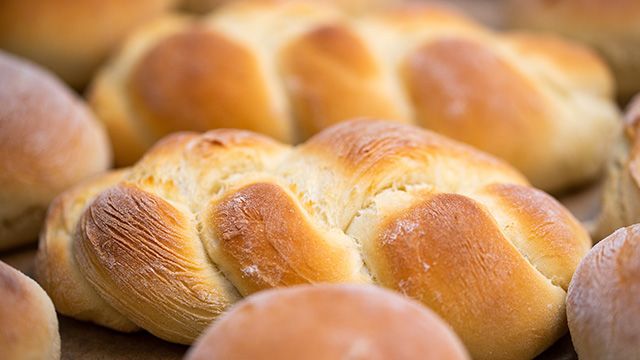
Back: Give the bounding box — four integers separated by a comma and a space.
89, 0, 620, 192
37, 119, 590, 359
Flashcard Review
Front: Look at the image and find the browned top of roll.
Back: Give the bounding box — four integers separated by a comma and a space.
185, 284, 470, 360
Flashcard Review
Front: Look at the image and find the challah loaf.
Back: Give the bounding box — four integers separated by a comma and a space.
595, 95, 640, 239
185, 284, 470, 360
0, 261, 60, 360
37, 119, 591, 359
89, 0, 620, 192
0, 0, 178, 89
0, 51, 111, 251
508, 0, 640, 101
567, 224, 640, 360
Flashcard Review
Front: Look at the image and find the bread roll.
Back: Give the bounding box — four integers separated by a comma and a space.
88, 0, 620, 192
0, 261, 60, 360
507, 0, 640, 101
567, 224, 640, 360
595, 95, 640, 239
37, 119, 591, 359
0, 0, 178, 89
0, 52, 112, 251
185, 284, 470, 360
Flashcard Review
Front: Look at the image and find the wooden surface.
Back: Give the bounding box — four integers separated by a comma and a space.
1, 182, 598, 360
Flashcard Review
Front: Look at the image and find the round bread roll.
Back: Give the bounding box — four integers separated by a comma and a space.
0, 0, 178, 89
567, 224, 640, 360
508, 0, 640, 100
0, 260, 60, 360
185, 284, 469, 360
0, 51, 112, 251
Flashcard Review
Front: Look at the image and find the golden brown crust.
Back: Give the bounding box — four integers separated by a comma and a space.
567, 225, 640, 359
36, 170, 138, 332
0, 51, 111, 250
369, 192, 567, 360
404, 38, 551, 182
206, 182, 367, 296
0, 0, 176, 88
281, 24, 405, 138
75, 184, 239, 344
128, 27, 291, 142
186, 285, 470, 360
0, 261, 60, 360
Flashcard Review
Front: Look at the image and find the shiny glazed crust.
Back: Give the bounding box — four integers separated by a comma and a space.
89, 0, 620, 192
37, 119, 591, 360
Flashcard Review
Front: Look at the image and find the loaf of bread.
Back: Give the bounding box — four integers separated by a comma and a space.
89, 0, 620, 192
508, 0, 640, 101
0, 261, 60, 360
0, 52, 112, 251
37, 119, 590, 359
595, 95, 640, 239
186, 284, 469, 360
567, 224, 640, 360
0, 0, 178, 89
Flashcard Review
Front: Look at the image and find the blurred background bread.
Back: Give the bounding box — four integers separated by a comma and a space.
185, 284, 470, 360
507, 0, 640, 102
180, 0, 400, 13
88, 0, 620, 193
37, 119, 591, 359
567, 224, 640, 360
0, 260, 60, 360
595, 95, 640, 239
0, 52, 111, 251
0, 0, 178, 89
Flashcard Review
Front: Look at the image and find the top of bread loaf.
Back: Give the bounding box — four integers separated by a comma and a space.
38, 118, 590, 359
89, 0, 620, 192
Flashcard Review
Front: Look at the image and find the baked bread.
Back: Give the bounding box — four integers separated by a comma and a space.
0, 52, 112, 251
185, 284, 469, 360
88, 0, 620, 192
507, 0, 640, 101
567, 224, 640, 360
180, 0, 399, 13
595, 95, 640, 239
0, 261, 60, 360
0, 0, 178, 89
36, 119, 590, 359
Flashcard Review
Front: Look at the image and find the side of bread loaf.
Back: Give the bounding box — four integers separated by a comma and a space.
0, 51, 112, 250
88, 0, 620, 192
567, 224, 640, 360
0, 261, 60, 360
595, 95, 640, 239
37, 119, 590, 360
